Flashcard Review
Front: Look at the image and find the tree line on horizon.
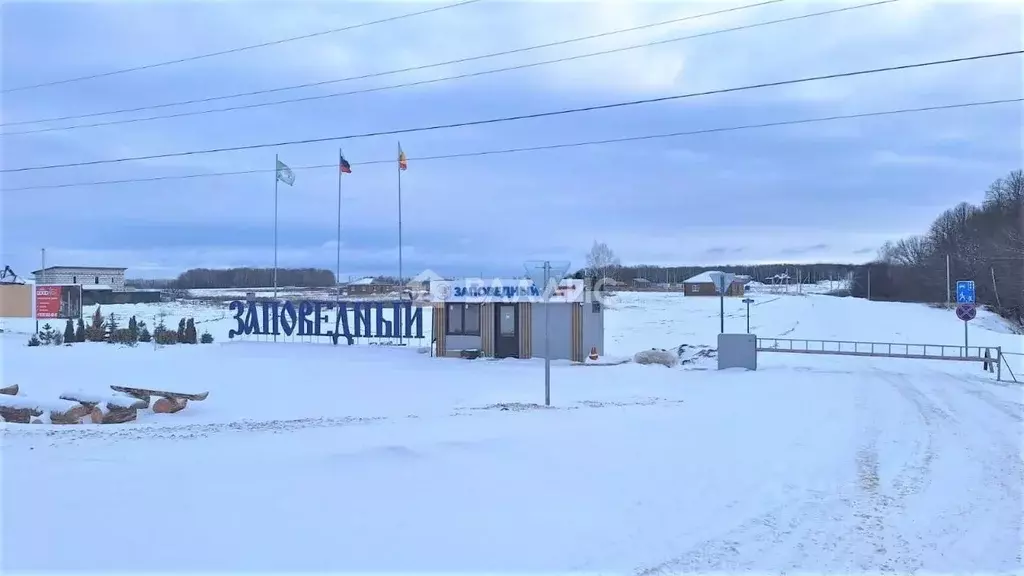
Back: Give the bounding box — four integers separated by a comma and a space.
850, 169, 1023, 325
570, 263, 854, 285
127, 262, 856, 291
127, 267, 338, 290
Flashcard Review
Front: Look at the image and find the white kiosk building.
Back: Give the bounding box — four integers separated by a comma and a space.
428, 278, 605, 361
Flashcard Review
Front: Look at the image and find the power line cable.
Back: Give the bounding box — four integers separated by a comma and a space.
3, 50, 1018, 173
3, 98, 1017, 192
0, 0, 483, 94
1, 0, 790, 128
1, 0, 899, 136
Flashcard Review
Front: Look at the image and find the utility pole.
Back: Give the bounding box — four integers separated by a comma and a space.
946, 254, 951, 304
543, 261, 551, 406
991, 267, 1002, 308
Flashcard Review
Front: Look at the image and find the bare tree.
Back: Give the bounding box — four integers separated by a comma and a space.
852, 169, 1023, 327
585, 241, 620, 282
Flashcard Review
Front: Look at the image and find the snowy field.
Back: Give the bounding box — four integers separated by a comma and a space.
2, 285, 1023, 572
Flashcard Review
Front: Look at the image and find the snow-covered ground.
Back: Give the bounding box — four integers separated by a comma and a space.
2, 285, 1022, 572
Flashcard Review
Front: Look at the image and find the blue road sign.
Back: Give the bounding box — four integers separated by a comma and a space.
956, 280, 976, 304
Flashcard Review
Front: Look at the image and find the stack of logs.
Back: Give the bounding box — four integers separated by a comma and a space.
0, 385, 208, 424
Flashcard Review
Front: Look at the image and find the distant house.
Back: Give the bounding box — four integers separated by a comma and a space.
32, 266, 161, 305
682, 271, 745, 296
632, 277, 651, 289
342, 276, 396, 296
407, 269, 445, 292
33, 266, 127, 291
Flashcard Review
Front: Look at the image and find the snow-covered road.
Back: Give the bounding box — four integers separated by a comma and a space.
4, 361, 1020, 573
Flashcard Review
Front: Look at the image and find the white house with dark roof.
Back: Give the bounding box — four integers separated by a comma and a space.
32, 266, 127, 291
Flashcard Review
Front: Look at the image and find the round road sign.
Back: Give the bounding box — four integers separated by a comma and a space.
955, 303, 977, 322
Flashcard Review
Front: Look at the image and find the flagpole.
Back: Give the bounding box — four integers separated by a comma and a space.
342, 147, 350, 297
397, 142, 405, 345
273, 153, 279, 342
397, 142, 404, 288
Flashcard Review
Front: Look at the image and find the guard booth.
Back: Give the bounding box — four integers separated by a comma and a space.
429, 278, 604, 361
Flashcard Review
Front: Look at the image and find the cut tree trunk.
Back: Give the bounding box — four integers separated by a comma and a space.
90, 405, 138, 424
49, 403, 92, 425
0, 406, 40, 424
0, 384, 18, 396
152, 397, 188, 414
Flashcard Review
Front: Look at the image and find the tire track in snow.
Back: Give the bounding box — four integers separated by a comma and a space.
849, 376, 922, 573
624, 382, 860, 574
961, 385, 1024, 423
923, 370, 1024, 501
880, 369, 1023, 571
880, 371, 944, 500
632, 489, 837, 574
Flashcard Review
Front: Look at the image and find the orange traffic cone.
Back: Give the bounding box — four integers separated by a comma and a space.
588, 346, 599, 361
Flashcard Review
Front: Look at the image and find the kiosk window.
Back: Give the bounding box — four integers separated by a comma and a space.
446, 303, 481, 335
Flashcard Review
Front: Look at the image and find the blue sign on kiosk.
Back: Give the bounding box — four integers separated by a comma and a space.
956, 280, 976, 304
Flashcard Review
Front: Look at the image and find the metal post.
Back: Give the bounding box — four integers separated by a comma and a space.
397, 144, 404, 344
963, 320, 968, 353
719, 291, 725, 334
544, 261, 551, 407
997, 346, 1002, 381
746, 300, 751, 333
397, 144, 404, 287
273, 154, 279, 343
342, 147, 350, 301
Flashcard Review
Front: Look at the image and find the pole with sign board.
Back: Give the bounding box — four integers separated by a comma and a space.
525, 260, 570, 407
955, 303, 976, 351
708, 272, 735, 334
955, 280, 976, 353
742, 297, 754, 333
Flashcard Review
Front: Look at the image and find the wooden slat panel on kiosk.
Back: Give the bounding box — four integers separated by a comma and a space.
433, 304, 446, 357
571, 303, 584, 362
518, 303, 532, 359
481, 303, 494, 357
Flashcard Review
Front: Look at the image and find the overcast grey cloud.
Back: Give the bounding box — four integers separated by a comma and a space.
1, 1, 1021, 279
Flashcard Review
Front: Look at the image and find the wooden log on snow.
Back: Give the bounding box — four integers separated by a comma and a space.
0, 384, 18, 396
49, 403, 92, 425
0, 398, 44, 424
86, 404, 138, 424
60, 391, 147, 411
152, 397, 188, 414
110, 386, 208, 403
0, 395, 92, 425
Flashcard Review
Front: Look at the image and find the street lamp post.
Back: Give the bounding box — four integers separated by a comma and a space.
742, 297, 754, 333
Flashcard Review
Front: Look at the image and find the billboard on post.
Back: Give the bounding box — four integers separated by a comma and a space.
35, 284, 83, 320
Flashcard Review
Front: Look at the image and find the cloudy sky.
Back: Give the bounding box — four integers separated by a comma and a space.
1, 0, 1020, 280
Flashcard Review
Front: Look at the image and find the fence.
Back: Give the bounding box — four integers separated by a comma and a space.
756, 337, 1012, 382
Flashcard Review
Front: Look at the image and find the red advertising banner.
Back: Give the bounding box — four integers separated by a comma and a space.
35, 285, 62, 319
35, 285, 82, 319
